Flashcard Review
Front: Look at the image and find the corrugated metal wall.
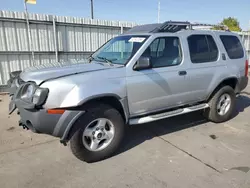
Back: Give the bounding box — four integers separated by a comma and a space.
0, 10, 136, 86
241, 32, 250, 59
0, 10, 250, 87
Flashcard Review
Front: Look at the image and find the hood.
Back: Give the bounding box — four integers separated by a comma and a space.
20, 60, 121, 85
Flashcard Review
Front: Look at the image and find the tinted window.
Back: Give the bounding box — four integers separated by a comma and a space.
150, 38, 165, 58
141, 37, 182, 68
188, 35, 218, 63
207, 35, 219, 62
220, 35, 244, 59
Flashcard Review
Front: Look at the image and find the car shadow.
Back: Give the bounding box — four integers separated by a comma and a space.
232, 94, 250, 117
116, 95, 250, 156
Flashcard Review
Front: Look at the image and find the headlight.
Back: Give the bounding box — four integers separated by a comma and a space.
21, 84, 35, 100
32, 87, 49, 106
19, 83, 49, 106
32, 88, 43, 105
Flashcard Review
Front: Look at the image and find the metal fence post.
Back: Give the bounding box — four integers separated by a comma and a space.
121, 24, 123, 34
120, 24, 124, 59
53, 16, 58, 62
241, 32, 245, 41
24, 2, 35, 65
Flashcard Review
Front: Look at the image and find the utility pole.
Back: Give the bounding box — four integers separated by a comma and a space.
157, 0, 160, 23
91, 0, 94, 19
24, 0, 35, 64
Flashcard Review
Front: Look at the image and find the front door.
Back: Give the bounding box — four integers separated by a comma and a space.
126, 36, 189, 116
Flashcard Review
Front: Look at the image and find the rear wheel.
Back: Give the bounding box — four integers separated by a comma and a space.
203, 86, 236, 123
70, 104, 125, 163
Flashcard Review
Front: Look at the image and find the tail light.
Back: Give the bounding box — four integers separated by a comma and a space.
245, 60, 249, 77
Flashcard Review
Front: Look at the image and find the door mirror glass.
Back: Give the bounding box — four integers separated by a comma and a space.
134, 57, 151, 70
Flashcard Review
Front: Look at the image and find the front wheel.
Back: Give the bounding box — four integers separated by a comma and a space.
70, 104, 125, 163
203, 85, 236, 123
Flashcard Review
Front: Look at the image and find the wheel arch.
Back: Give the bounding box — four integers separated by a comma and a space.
78, 94, 129, 123
61, 94, 129, 143
206, 77, 238, 102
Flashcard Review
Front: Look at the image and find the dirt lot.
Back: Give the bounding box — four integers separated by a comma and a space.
1, 85, 250, 188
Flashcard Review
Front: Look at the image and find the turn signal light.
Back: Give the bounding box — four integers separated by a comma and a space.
47, 109, 65, 114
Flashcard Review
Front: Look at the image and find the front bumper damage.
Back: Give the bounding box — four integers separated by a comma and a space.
8, 76, 84, 144
8, 71, 22, 115
15, 98, 84, 143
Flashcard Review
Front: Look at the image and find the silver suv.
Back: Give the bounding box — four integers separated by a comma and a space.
8, 21, 248, 163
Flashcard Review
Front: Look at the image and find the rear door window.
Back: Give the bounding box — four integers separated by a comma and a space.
207, 35, 219, 61
188, 35, 219, 63
220, 35, 244, 59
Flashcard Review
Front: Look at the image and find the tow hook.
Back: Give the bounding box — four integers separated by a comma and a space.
19, 121, 29, 130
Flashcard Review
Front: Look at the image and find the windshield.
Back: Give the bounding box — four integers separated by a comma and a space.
91, 35, 149, 65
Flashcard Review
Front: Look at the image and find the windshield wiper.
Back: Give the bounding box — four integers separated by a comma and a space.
97, 56, 117, 66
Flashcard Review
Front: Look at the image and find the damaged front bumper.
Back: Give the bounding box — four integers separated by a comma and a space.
8, 75, 84, 144
8, 71, 23, 115
14, 97, 84, 143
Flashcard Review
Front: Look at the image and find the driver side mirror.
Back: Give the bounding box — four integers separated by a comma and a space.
134, 57, 151, 71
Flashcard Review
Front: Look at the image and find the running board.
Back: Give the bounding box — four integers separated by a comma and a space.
129, 103, 209, 125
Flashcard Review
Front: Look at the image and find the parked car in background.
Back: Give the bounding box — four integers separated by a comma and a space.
8, 21, 248, 163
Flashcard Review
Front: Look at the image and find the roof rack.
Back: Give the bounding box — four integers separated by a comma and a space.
191, 23, 230, 31
150, 21, 230, 33
151, 21, 190, 33
126, 21, 230, 34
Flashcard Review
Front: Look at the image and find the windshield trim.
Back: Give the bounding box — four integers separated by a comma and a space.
91, 35, 150, 66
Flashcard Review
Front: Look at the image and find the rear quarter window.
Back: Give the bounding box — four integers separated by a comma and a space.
220, 35, 244, 59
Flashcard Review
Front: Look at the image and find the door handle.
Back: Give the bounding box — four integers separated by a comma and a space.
178, 71, 187, 76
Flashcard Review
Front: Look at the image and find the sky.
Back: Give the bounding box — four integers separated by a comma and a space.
1, 0, 250, 30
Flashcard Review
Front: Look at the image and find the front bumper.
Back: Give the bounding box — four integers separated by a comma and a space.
8, 76, 84, 142
16, 99, 61, 134
15, 98, 84, 141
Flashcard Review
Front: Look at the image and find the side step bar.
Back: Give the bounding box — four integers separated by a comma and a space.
129, 103, 209, 125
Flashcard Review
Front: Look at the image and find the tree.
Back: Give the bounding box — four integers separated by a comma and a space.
213, 17, 242, 32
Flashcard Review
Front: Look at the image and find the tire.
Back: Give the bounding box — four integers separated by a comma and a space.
203, 85, 236, 123
70, 104, 125, 163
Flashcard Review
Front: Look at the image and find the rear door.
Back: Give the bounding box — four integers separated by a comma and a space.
183, 32, 226, 102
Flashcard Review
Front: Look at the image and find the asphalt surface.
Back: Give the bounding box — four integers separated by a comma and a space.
0, 85, 250, 188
